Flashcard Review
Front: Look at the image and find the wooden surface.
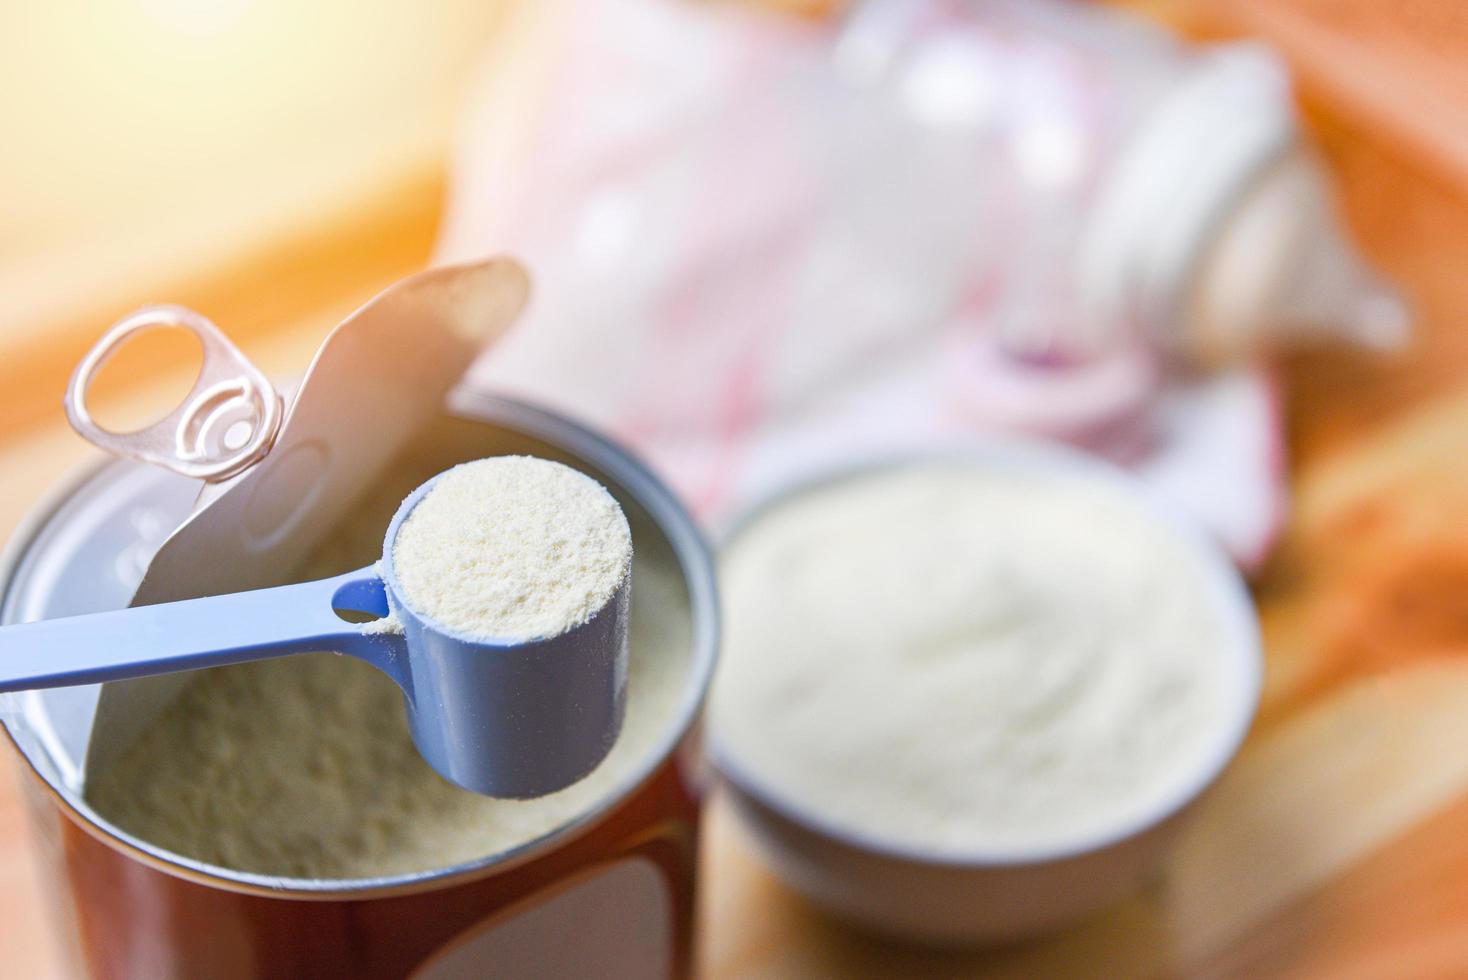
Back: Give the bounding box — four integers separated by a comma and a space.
7, 3, 1468, 978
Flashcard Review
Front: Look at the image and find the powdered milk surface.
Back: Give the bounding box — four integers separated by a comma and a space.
712, 462, 1231, 856
391, 457, 632, 640
87, 464, 689, 879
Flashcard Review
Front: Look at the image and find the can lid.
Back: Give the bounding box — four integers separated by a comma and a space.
80, 258, 530, 783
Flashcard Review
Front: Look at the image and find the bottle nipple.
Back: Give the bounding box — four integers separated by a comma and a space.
1187, 150, 1410, 363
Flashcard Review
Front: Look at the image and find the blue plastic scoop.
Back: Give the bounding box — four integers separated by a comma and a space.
0, 471, 631, 799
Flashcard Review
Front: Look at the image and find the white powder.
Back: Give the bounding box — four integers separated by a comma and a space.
86, 460, 691, 879
711, 462, 1231, 857
391, 457, 632, 640
359, 613, 404, 636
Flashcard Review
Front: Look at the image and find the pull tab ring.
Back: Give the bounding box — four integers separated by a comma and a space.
65, 305, 283, 482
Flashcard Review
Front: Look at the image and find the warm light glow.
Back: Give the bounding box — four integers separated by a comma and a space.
136, 0, 252, 37
0, 0, 511, 266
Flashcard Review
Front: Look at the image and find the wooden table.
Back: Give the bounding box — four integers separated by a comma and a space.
8, 2, 1468, 977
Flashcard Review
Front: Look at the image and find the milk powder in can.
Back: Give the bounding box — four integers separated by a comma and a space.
1, 391, 719, 979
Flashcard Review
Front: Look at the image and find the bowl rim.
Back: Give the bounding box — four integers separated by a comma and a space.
708, 436, 1263, 869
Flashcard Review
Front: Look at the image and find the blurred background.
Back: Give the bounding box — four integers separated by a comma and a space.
6, 0, 1468, 975
0, 1, 511, 441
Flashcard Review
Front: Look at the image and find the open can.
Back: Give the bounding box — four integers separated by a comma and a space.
1, 391, 719, 979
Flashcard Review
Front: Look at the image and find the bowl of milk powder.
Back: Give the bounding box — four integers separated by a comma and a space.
709, 442, 1261, 944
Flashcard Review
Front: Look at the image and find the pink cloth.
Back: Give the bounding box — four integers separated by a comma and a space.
435, 0, 1285, 569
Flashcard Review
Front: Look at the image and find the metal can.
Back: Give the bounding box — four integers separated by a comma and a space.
1, 391, 719, 979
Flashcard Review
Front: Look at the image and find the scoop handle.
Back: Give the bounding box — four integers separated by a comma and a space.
0, 567, 393, 693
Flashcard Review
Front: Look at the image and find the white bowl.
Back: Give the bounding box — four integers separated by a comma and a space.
710, 442, 1262, 945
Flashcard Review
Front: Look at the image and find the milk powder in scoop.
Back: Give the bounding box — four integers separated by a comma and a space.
386, 456, 633, 641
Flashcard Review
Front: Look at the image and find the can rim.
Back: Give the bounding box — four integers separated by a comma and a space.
1, 391, 720, 898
